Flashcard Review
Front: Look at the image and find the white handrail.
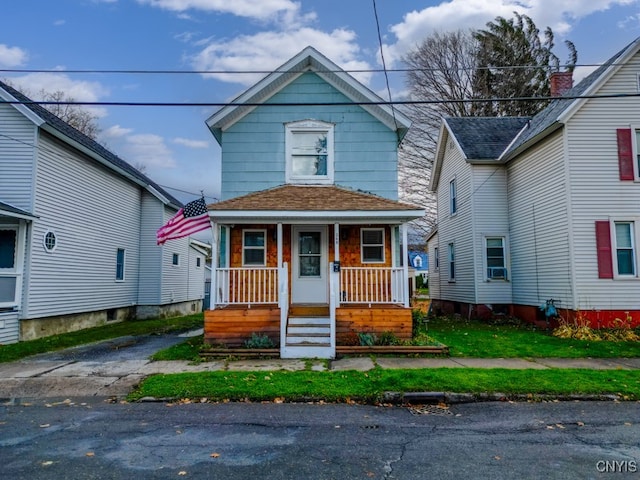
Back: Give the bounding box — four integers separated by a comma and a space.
339, 267, 406, 304
214, 267, 279, 306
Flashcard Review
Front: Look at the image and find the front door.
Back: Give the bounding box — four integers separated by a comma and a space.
291, 226, 328, 303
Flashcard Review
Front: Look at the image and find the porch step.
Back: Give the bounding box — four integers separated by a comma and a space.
281, 344, 334, 359
286, 316, 330, 346
288, 304, 330, 317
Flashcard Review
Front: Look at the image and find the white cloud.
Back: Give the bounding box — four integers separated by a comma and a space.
190, 27, 371, 86
136, 0, 301, 21
102, 124, 133, 138
0, 44, 28, 67
53, 19, 66, 26
385, 0, 640, 65
124, 134, 176, 168
173, 137, 209, 148
8, 72, 110, 118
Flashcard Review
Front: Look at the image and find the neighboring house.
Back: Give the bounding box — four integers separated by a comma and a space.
204, 47, 424, 358
0, 80, 207, 344
427, 38, 640, 328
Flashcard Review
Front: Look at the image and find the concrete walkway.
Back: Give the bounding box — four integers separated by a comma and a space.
1, 350, 638, 399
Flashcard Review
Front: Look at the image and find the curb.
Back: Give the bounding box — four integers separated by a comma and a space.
382, 391, 622, 404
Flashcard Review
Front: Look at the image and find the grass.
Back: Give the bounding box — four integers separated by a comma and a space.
424, 316, 640, 358
0, 314, 203, 363
129, 367, 640, 402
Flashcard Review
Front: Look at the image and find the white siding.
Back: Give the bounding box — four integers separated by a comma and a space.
507, 130, 572, 308
137, 191, 163, 304
0, 311, 19, 344
188, 246, 205, 300
25, 133, 142, 318
471, 165, 512, 304
562, 55, 640, 310
426, 231, 440, 300
160, 205, 191, 305
0, 103, 37, 211
434, 140, 476, 303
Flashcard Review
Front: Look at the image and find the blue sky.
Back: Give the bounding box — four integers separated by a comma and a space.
3, 0, 640, 204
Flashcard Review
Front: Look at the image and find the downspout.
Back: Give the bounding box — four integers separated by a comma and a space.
209, 219, 218, 310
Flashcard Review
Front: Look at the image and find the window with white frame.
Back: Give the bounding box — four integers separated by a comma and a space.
172, 253, 180, 266
448, 243, 455, 281
43, 230, 57, 252
285, 120, 334, 184
116, 248, 125, 281
449, 178, 457, 215
486, 237, 507, 280
635, 129, 640, 180
243, 230, 266, 266
361, 228, 385, 263
0, 228, 18, 306
614, 221, 636, 276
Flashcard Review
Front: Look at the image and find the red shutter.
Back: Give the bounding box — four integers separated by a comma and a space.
595, 221, 613, 279
617, 128, 634, 180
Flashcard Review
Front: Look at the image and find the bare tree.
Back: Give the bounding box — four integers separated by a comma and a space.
400, 30, 479, 237
39, 89, 101, 140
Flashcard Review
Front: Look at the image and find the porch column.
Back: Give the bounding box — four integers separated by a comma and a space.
208, 219, 217, 310
334, 223, 340, 262
277, 222, 283, 268
400, 223, 410, 308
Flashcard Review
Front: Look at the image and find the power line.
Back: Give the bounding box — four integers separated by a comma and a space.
372, 0, 399, 136
2, 91, 640, 108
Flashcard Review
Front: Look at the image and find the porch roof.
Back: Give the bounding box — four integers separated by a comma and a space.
0, 200, 38, 221
208, 185, 424, 223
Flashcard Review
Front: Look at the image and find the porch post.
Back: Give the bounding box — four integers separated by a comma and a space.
401, 223, 410, 308
277, 222, 283, 268
209, 219, 218, 310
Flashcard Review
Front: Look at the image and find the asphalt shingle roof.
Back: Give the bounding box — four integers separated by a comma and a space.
208, 185, 421, 212
445, 117, 530, 160
0, 80, 182, 208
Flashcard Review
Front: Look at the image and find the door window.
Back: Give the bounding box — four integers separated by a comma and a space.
298, 232, 321, 277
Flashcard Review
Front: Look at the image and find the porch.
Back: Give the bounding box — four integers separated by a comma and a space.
204, 263, 414, 359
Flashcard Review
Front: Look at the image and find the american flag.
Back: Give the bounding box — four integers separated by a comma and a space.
156, 197, 210, 245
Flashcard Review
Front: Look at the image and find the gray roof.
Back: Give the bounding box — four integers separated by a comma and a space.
445, 117, 530, 160
502, 38, 637, 158
0, 80, 182, 208
0, 200, 37, 219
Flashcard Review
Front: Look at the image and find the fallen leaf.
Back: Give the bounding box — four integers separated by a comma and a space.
39, 424, 50, 428
546, 425, 555, 430
210, 453, 220, 458
494, 456, 501, 461
366, 472, 375, 477
86, 452, 95, 457
577, 422, 585, 427
41, 461, 53, 466
556, 424, 565, 429
178, 471, 187, 476
624, 422, 632, 426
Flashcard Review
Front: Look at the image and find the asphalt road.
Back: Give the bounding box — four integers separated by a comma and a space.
1, 399, 638, 479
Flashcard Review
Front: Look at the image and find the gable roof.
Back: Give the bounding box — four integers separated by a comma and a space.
445, 117, 530, 160
208, 184, 424, 222
0, 80, 182, 209
206, 46, 411, 144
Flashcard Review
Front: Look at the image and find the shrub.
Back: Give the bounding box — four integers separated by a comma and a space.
341, 331, 360, 346
358, 332, 377, 347
376, 330, 401, 346
244, 332, 275, 349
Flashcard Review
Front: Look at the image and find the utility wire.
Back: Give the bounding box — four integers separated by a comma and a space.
372, 0, 399, 136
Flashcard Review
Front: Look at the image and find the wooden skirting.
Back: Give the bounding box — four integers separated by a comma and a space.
205, 306, 280, 347
336, 305, 412, 342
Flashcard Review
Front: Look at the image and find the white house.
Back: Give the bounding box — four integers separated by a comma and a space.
0, 80, 207, 343
428, 38, 640, 328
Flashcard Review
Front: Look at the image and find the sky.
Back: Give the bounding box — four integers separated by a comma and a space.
3, 0, 640, 205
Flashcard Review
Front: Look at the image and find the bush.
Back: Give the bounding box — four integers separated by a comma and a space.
357, 332, 377, 347
376, 330, 401, 346
244, 333, 275, 349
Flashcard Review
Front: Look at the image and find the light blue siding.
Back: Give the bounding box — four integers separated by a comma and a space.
221, 73, 399, 200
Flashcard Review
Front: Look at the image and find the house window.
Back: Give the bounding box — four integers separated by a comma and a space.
196, 257, 201, 268
172, 253, 180, 266
486, 237, 507, 280
434, 247, 439, 271
116, 248, 125, 281
0, 228, 18, 306
614, 222, 636, 276
43, 230, 57, 252
448, 243, 455, 281
635, 130, 640, 180
449, 178, 457, 215
285, 120, 334, 184
243, 230, 266, 266
361, 228, 385, 263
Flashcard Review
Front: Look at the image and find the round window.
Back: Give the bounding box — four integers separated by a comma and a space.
43, 231, 57, 252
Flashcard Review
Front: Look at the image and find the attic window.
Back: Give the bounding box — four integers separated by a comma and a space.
285, 120, 334, 184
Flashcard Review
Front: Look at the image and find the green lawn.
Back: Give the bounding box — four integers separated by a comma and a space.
425, 316, 640, 358
0, 314, 203, 363
130, 368, 640, 402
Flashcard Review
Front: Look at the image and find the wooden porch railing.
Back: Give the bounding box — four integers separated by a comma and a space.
214, 267, 279, 306
339, 267, 406, 305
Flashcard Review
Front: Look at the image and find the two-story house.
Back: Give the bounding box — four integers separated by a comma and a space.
0, 80, 207, 344
428, 38, 640, 329
203, 47, 424, 358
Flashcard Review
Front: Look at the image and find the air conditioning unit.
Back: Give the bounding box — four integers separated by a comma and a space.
487, 267, 507, 280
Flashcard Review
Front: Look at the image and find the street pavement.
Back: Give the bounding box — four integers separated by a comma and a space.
1, 330, 639, 400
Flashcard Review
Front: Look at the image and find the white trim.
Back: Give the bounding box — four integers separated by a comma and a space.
611, 219, 639, 278
242, 229, 267, 267
0, 223, 25, 309
360, 227, 385, 264
172, 252, 180, 267
43, 230, 57, 253
449, 177, 457, 216
483, 235, 508, 281
285, 120, 334, 185
631, 125, 640, 181
209, 209, 425, 223
115, 248, 126, 282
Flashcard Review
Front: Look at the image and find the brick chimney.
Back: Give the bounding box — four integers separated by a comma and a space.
550, 71, 573, 97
